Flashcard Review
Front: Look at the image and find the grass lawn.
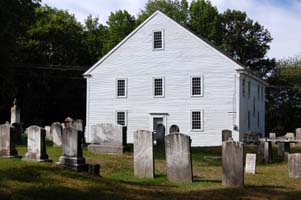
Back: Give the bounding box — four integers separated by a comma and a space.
0, 138, 301, 200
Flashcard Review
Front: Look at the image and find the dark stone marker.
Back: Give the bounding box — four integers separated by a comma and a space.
24, 126, 51, 162
155, 124, 165, 146
288, 153, 301, 178
58, 127, 86, 170
0, 124, 19, 157
262, 141, 272, 164
222, 130, 232, 142
11, 123, 22, 144
222, 140, 244, 187
134, 130, 154, 179
169, 125, 180, 134
165, 133, 192, 183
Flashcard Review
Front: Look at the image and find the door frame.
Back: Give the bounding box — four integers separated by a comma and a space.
149, 113, 168, 136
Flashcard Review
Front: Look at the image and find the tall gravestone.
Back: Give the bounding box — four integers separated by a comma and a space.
10, 98, 20, 124
134, 130, 154, 178
245, 153, 256, 174
263, 141, 272, 164
296, 128, 301, 140
64, 117, 73, 128
165, 133, 192, 183
88, 123, 127, 154
0, 124, 19, 157
24, 126, 51, 162
51, 122, 63, 147
12, 123, 22, 144
288, 153, 301, 178
44, 126, 52, 141
222, 130, 232, 142
58, 127, 86, 170
222, 140, 244, 187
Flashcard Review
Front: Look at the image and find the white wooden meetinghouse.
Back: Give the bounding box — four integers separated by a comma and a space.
83, 10, 267, 147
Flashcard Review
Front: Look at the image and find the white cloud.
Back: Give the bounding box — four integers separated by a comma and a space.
42, 0, 301, 60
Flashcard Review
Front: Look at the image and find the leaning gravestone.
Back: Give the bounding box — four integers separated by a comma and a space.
165, 133, 192, 183
245, 153, 256, 174
134, 130, 154, 178
51, 122, 62, 147
0, 124, 19, 157
263, 140, 272, 164
222, 140, 244, 187
44, 126, 51, 141
222, 130, 232, 142
24, 126, 51, 162
58, 127, 86, 170
11, 122, 22, 144
296, 128, 301, 140
288, 153, 301, 178
88, 123, 127, 154
73, 119, 84, 132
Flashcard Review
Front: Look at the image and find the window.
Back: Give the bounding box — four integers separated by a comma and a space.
253, 96, 256, 117
116, 79, 127, 98
191, 77, 203, 96
153, 31, 164, 50
248, 81, 251, 99
191, 110, 203, 131
153, 78, 164, 97
242, 79, 246, 97
257, 111, 260, 128
116, 111, 127, 126
248, 111, 250, 130
257, 85, 260, 101
261, 87, 264, 102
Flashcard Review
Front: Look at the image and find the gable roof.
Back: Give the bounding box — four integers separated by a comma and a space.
83, 10, 267, 85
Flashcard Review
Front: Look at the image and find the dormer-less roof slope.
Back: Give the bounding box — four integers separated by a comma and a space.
83, 10, 267, 86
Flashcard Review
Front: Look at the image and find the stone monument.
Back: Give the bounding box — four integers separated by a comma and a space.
73, 119, 84, 132
263, 140, 272, 164
64, 117, 73, 128
0, 124, 20, 157
288, 153, 301, 178
245, 153, 256, 174
51, 122, 62, 147
44, 126, 52, 141
11, 122, 22, 144
296, 128, 301, 140
10, 98, 20, 124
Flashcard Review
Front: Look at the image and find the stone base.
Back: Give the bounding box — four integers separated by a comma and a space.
88, 144, 126, 154
23, 152, 52, 162
0, 149, 20, 158
57, 156, 87, 171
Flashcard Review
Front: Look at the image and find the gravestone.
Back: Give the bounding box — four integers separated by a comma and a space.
61, 123, 65, 129
222, 140, 244, 187
73, 119, 84, 132
11, 123, 22, 144
0, 124, 19, 157
169, 125, 179, 134
24, 126, 51, 162
269, 133, 276, 138
64, 117, 73, 128
258, 140, 265, 155
165, 133, 192, 183
88, 123, 127, 154
288, 153, 301, 178
245, 153, 256, 174
134, 130, 154, 178
58, 127, 86, 170
278, 143, 285, 156
296, 128, 301, 140
10, 98, 20, 124
263, 141, 272, 164
285, 132, 295, 140
44, 126, 51, 141
222, 130, 232, 142
51, 122, 62, 147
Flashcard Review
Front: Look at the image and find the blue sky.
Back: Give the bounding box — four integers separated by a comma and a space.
42, 0, 301, 60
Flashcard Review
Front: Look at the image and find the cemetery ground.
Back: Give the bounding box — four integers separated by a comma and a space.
0, 138, 301, 200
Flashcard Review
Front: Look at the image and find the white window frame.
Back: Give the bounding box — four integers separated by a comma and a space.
152, 30, 164, 50
116, 78, 127, 98
115, 110, 127, 126
153, 77, 165, 98
190, 76, 204, 97
191, 110, 204, 132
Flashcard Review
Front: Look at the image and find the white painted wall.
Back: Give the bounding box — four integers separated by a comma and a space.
85, 11, 264, 146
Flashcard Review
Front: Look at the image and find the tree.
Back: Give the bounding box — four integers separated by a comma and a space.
220, 10, 275, 77
189, 0, 222, 45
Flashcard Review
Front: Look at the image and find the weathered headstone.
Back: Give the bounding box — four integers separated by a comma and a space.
64, 117, 73, 128
88, 123, 127, 154
258, 140, 265, 155
284, 142, 291, 161
222, 140, 244, 187
288, 153, 301, 178
278, 142, 285, 156
51, 122, 62, 147
44, 126, 51, 141
58, 127, 86, 170
11, 122, 22, 144
169, 125, 179, 134
24, 126, 51, 162
61, 123, 65, 129
134, 130, 154, 178
269, 133, 276, 138
165, 133, 192, 183
285, 132, 295, 140
296, 128, 301, 140
222, 130, 232, 142
73, 119, 84, 132
245, 153, 256, 174
0, 124, 19, 157
263, 141, 272, 164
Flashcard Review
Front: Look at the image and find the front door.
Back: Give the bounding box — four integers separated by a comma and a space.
153, 117, 165, 145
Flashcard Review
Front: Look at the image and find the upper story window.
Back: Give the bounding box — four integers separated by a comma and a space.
153, 77, 165, 97
116, 111, 127, 126
257, 85, 260, 101
153, 30, 164, 50
191, 110, 204, 131
191, 76, 203, 97
248, 81, 251, 99
242, 79, 246, 97
116, 79, 127, 98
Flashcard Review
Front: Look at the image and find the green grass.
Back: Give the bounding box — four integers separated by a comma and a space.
0, 139, 301, 200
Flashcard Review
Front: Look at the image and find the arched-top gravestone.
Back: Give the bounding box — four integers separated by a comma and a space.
51, 122, 63, 147
165, 133, 192, 183
222, 130, 232, 142
169, 125, 180, 134
155, 124, 165, 145
88, 123, 127, 154
0, 124, 19, 157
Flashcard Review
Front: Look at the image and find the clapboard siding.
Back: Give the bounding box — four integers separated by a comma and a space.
85, 11, 265, 146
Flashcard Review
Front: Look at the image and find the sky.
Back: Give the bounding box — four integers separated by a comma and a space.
42, 0, 301, 60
